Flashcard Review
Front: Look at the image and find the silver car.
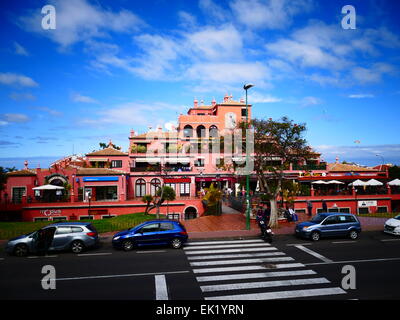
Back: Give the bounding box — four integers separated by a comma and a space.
5, 222, 99, 256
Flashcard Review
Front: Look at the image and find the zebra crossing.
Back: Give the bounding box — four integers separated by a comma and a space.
184, 239, 347, 300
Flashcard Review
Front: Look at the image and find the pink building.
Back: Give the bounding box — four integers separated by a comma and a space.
1, 95, 397, 222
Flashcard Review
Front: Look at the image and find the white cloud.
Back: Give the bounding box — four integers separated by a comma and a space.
0, 113, 30, 124
230, 0, 313, 30
248, 92, 282, 103
348, 94, 375, 99
301, 96, 322, 106
0, 72, 38, 87
14, 42, 29, 56
71, 93, 99, 104
351, 63, 396, 84
19, 0, 144, 48
199, 0, 228, 22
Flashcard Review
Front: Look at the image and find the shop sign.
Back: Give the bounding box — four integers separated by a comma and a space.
40, 209, 62, 216
358, 200, 377, 207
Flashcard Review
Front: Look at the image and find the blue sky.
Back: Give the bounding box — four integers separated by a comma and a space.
0, 0, 399, 169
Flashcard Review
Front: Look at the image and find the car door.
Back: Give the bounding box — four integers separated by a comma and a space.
134, 223, 161, 246
320, 215, 340, 237
336, 215, 351, 236
158, 222, 176, 244
51, 226, 73, 250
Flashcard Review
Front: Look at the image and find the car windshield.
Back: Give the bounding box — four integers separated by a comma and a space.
394, 215, 400, 220
310, 215, 326, 223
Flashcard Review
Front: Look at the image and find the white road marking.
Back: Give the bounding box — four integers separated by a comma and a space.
196, 270, 317, 282
192, 263, 305, 274
286, 243, 313, 246
306, 257, 400, 266
200, 277, 330, 292
187, 252, 285, 260
185, 247, 277, 255
27, 255, 58, 259
381, 239, 400, 242
184, 243, 270, 250
56, 270, 190, 281
186, 239, 264, 246
332, 241, 357, 244
77, 252, 112, 257
204, 287, 347, 300
155, 274, 169, 300
190, 257, 294, 267
295, 245, 333, 263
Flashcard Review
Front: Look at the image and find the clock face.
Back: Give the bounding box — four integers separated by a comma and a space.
225, 112, 237, 129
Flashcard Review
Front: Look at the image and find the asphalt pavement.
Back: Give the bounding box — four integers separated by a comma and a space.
1, 230, 400, 300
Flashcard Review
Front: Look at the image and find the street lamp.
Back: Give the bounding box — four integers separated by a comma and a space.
243, 83, 254, 230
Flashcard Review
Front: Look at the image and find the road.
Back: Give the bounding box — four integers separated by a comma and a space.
1, 231, 400, 300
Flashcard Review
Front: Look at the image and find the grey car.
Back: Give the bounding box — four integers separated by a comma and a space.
5, 222, 99, 256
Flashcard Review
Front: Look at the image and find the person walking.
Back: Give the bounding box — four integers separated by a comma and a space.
306, 200, 313, 216
322, 200, 328, 212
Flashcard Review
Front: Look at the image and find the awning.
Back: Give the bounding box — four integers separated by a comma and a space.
388, 178, 400, 186
89, 158, 108, 162
135, 157, 161, 163
365, 179, 383, 186
348, 179, 366, 186
311, 180, 328, 184
164, 157, 190, 163
326, 180, 345, 184
164, 178, 191, 183
33, 185, 64, 190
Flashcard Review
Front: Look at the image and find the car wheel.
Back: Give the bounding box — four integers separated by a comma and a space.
310, 231, 320, 241
14, 244, 29, 257
171, 238, 183, 249
349, 230, 359, 240
71, 240, 85, 254
122, 239, 134, 251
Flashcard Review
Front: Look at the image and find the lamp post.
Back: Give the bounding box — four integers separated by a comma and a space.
243, 83, 254, 230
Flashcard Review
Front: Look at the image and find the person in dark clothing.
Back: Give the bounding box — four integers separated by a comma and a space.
35, 229, 46, 256
306, 200, 313, 216
322, 200, 328, 212
43, 227, 56, 255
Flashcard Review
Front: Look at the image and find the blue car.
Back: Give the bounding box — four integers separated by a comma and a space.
295, 212, 361, 241
112, 220, 188, 251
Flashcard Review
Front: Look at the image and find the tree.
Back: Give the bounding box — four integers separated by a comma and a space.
244, 116, 314, 228
389, 165, 400, 179
157, 186, 176, 215
0, 166, 16, 202
99, 142, 121, 150
202, 183, 223, 216
141, 194, 154, 215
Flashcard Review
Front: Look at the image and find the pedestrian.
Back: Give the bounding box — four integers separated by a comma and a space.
322, 199, 328, 212
306, 200, 313, 216
43, 227, 56, 255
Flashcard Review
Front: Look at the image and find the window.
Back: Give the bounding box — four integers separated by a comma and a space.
79, 215, 94, 220
209, 125, 218, 138
150, 178, 161, 196
52, 217, 67, 222
72, 227, 83, 233
135, 178, 146, 197
160, 222, 174, 231
241, 108, 247, 117
34, 217, 49, 222
55, 226, 72, 234
322, 216, 338, 225
195, 158, 204, 167
344, 215, 357, 223
377, 206, 388, 213
165, 183, 175, 190
12, 187, 26, 203
180, 183, 190, 196
183, 125, 193, 138
140, 223, 159, 233
111, 160, 122, 168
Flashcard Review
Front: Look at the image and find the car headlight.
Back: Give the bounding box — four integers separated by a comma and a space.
303, 226, 312, 231
113, 236, 120, 241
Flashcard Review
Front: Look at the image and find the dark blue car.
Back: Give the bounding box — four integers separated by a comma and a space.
112, 219, 188, 251
295, 212, 361, 241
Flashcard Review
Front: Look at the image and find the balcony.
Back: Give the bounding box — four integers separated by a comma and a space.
293, 163, 327, 171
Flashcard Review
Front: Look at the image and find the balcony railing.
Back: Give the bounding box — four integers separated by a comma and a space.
293, 163, 327, 170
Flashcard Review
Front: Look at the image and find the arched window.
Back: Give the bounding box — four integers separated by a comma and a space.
135, 178, 146, 197
150, 178, 161, 196
197, 125, 206, 138
209, 125, 218, 138
183, 125, 193, 138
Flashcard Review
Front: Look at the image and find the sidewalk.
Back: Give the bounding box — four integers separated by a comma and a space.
179, 211, 388, 240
